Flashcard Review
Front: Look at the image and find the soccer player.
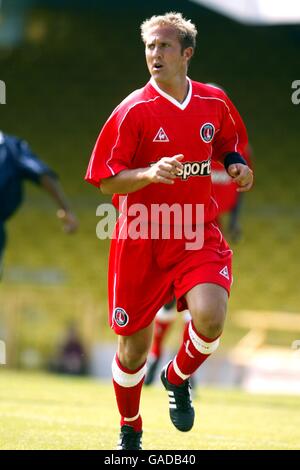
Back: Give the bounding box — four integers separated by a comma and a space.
85, 12, 253, 450
0, 130, 78, 275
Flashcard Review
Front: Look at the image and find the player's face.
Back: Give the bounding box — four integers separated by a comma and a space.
144, 26, 192, 86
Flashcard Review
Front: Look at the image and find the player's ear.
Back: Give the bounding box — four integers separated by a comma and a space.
184, 47, 194, 63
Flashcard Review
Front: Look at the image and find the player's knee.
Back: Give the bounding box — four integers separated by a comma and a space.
118, 343, 148, 371
191, 304, 226, 338
202, 314, 225, 337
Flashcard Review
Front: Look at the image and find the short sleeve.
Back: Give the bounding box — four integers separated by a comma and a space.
212, 93, 248, 163
85, 106, 140, 188
15, 140, 57, 184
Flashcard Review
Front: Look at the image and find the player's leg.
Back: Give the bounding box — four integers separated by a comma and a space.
181, 310, 197, 391
160, 221, 232, 432
114, 324, 153, 450
151, 299, 177, 362
118, 323, 154, 370
144, 298, 177, 385
161, 283, 227, 432
167, 283, 227, 385
109, 217, 173, 448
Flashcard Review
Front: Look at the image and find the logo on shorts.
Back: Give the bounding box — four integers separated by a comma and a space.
200, 123, 215, 143
219, 266, 230, 280
113, 307, 129, 327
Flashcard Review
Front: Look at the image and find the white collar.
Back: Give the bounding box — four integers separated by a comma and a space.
150, 77, 192, 110
0, 132, 4, 144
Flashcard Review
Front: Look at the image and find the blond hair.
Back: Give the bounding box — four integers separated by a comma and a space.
140, 12, 198, 51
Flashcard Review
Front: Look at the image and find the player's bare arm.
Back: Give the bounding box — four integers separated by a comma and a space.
100, 154, 184, 195
40, 174, 78, 233
227, 163, 253, 192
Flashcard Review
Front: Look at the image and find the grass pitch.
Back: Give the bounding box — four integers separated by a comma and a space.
0, 370, 299, 450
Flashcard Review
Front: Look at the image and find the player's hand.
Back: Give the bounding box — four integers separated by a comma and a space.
227, 163, 253, 192
57, 209, 79, 234
146, 154, 184, 185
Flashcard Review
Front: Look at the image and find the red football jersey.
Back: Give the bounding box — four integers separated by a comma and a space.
85, 78, 248, 224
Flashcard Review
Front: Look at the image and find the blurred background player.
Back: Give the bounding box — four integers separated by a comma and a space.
0, 130, 78, 276
212, 151, 252, 242
207, 83, 252, 242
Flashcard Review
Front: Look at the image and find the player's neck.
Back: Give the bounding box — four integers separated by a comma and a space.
153, 77, 189, 104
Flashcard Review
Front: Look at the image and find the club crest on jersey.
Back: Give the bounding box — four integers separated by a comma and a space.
113, 308, 129, 327
153, 127, 169, 142
200, 123, 215, 143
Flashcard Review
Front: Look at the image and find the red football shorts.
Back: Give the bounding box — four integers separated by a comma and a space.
108, 215, 233, 336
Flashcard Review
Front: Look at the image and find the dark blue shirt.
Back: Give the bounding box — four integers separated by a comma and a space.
0, 132, 56, 223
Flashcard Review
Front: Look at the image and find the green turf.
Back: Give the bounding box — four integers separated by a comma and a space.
0, 371, 299, 450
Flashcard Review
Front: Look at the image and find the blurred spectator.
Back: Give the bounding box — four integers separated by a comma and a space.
50, 324, 88, 376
